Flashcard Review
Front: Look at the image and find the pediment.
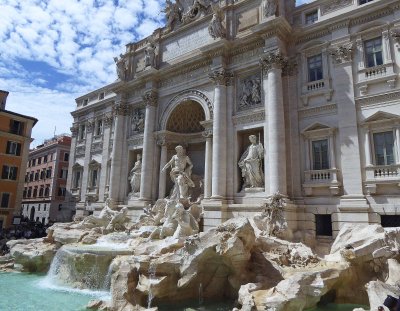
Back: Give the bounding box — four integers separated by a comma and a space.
302, 122, 333, 133
72, 163, 82, 169
89, 159, 100, 168
363, 111, 400, 123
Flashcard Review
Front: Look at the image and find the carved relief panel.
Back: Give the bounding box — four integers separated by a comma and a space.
130, 108, 145, 136
237, 73, 262, 111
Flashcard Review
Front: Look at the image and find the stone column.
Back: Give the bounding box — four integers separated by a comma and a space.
109, 98, 128, 205
209, 69, 232, 199
65, 124, 78, 200
226, 78, 235, 200
157, 138, 168, 199
364, 128, 372, 167
139, 90, 158, 202
304, 138, 311, 171
99, 114, 113, 201
80, 119, 94, 203
260, 50, 287, 195
396, 126, 400, 164
331, 43, 365, 196
203, 129, 213, 199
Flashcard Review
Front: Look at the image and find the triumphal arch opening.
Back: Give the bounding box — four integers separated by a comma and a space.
67, 0, 400, 237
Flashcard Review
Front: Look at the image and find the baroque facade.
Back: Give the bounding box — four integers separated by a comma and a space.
66, 0, 400, 238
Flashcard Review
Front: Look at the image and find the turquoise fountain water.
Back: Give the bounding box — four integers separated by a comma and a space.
0, 272, 108, 311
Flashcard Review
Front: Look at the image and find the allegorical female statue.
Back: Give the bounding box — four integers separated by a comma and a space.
129, 154, 142, 195
208, 3, 226, 39
238, 135, 265, 189
162, 145, 195, 200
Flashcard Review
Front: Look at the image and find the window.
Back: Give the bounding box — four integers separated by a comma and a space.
1, 165, 18, 180
40, 169, 45, 180
23, 188, 27, 198
9, 120, 23, 135
25, 174, 29, 182
32, 158, 36, 166
33, 187, 38, 198
83, 99, 88, 106
28, 160, 31, 167
44, 155, 48, 163
29, 172, 34, 182
91, 169, 98, 187
315, 214, 333, 236
73, 170, 81, 188
373, 131, 394, 165
305, 10, 318, 25
34, 171, 39, 181
39, 187, 44, 197
63, 153, 69, 162
1, 193, 10, 208
312, 139, 329, 170
99, 92, 105, 100
44, 204, 47, 211
359, 0, 374, 4
364, 38, 383, 68
27, 187, 32, 198
96, 120, 103, 136
44, 186, 50, 197
46, 168, 52, 179
308, 54, 323, 82
58, 187, 66, 197
37, 157, 42, 165
38, 204, 41, 211
60, 168, 68, 179
381, 215, 400, 227
79, 124, 86, 140
6, 141, 21, 156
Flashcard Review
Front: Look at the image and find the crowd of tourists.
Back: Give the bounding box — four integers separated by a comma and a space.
0, 217, 52, 255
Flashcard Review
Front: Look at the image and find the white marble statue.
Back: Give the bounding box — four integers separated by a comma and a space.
144, 40, 156, 68
129, 154, 142, 195
264, 0, 278, 17
238, 135, 264, 189
208, 3, 226, 39
114, 54, 128, 81
162, 145, 195, 200
163, 0, 181, 32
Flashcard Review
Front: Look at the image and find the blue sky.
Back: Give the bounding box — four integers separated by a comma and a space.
0, 0, 310, 147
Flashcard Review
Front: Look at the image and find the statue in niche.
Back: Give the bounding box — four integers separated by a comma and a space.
144, 40, 156, 68
238, 135, 265, 189
239, 77, 261, 110
114, 54, 128, 81
163, 0, 181, 32
162, 145, 195, 200
208, 3, 226, 39
129, 154, 142, 195
264, 0, 278, 17
131, 109, 145, 134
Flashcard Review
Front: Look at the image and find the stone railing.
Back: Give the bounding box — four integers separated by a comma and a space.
306, 80, 325, 91
364, 164, 400, 194
358, 63, 395, 83
303, 169, 341, 196
365, 164, 400, 181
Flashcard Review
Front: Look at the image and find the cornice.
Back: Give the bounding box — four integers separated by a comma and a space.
298, 103, 337, 119
356, 90, 400, 107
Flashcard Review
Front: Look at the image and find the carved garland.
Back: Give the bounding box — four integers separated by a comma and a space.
330, 43, 353, 64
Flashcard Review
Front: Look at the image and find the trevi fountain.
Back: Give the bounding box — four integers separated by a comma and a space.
4, 0, 400, 310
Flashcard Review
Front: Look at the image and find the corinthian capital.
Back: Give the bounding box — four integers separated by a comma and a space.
70, 124, 79, 137
113, 102, 129, 116
260, 50, 288, 74
142, 89, 158, 107
209, 69, 233, 86
330, 42, 353, 64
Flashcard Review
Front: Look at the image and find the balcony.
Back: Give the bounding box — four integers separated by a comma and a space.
357, 63, 397, 95
301, 78, 333, 106
71, 187, 81, 199
86, 186, 99, 202
365, 164, 400, 194
303, 169, 341, 196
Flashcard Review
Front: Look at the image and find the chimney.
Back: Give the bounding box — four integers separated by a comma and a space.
0, 90, 9, 110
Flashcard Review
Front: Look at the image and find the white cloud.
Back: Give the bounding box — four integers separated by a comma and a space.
0, 0, 165, 147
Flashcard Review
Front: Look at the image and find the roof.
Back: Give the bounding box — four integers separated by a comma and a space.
1, 109, 38, 126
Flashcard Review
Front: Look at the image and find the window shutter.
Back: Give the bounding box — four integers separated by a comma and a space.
1, 166, 8, 179
19, 122, 24, 135
16, 143, 21, 156
12, 167, 18, 180
6, 141, 11, 154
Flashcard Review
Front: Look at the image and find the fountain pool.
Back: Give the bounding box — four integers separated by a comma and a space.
0, 272, 109, 311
